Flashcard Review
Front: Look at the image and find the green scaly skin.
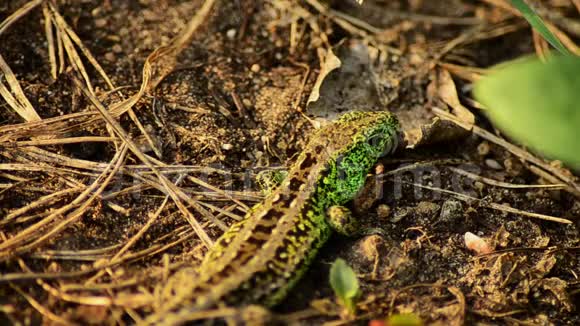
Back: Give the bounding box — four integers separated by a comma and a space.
144, 111, 399, 325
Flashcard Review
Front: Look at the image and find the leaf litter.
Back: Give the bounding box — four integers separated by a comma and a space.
0, 0, 578, 324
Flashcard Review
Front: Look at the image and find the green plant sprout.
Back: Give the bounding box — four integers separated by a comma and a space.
330, 258, 361, 316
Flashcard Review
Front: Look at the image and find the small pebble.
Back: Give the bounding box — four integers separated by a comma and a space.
242, 98, 252, 107
438, 200, 462, 224
112, 44, 123, 53
250, 64, 261, 73
226, 28, 237, 39
104, 52, 116, 62
477, 141, 491, 156
107, 35, 121, 42
485, 158, 503, 170
91, 7, 102, 16
464, 232, 492, 254
414, 201, 439, 216
376, 204, 391, 219
504, 158, 523, 176
95, 18, 108, 28
391, 207, 410, 223
221, 143, 234, 151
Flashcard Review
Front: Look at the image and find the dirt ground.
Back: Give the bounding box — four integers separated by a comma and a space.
0, 0, 579, 325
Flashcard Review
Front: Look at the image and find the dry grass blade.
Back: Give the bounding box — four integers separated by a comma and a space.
0, 0, 576, 324
481, 0, 580, 55
0, 161, 97, 177
433, 108, 580, 198
31, 252, 116, 262
49, 10, 95, 93
128, 108, 164, 158
73, 76, 214, 247
129, 171, 228, 231
20, 146, 107, 171
17, 144, 127, 255
47, 2, 114, 89
108, 0, 216, 120
42, 3, 58, 80
16, 260, 112, 306
408, 181, 572, 224
0, 163, 60, 173
0, 111, 97, 142
10, 283, 75, 325
144, 306, 241, 325
187, 190, 261, 203
449, 167, 566, 189
0, 145, 128, 257
0, 0, 43, 36
113, 196, 171, 260
186, 175, 250, 211
0, 53, 41, 122
38, 278, 112, 305
83, 177, 180, 285
532, 30, 550, 61
428, 21, 526, 59
381, 159, 467, 177
198, 201, 245, 222
1, 187, 82, 225
0, 228, 194, 284
299, 0, 370, 50
12, 146, 243, 187
55, 13, 65, 76
439, 62, 486, 82
8, 136, 116, 147
75, 0, 219, 157
85, 196, 170, 284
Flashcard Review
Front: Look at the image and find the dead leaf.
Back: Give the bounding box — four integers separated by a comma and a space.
437, 69, 475, 125
307, 47, 341, 105
405, 117, 470, 148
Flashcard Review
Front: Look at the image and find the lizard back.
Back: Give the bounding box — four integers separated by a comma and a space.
150, 111, 399, 323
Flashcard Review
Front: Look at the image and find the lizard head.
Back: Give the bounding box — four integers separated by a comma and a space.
337, 111, 400, 159
313, 111, 400, 205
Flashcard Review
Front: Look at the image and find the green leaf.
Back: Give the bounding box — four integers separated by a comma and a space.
329, 258, 360, 314
509, 0, 571, 55
386, 313, 423, 326
474, 55, 580, 168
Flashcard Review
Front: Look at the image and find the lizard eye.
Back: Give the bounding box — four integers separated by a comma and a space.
366, 133, 383, 147
368, 131, 396, 157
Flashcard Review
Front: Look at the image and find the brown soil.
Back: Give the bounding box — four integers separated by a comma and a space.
0, 1, 578, 325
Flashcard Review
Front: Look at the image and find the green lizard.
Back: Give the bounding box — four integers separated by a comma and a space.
144, 111, 399, 324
